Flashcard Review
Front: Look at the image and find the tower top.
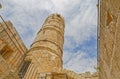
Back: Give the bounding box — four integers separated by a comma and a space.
44, 13, 65, 29
49, 14, 63, 18
47, 13, 64, 22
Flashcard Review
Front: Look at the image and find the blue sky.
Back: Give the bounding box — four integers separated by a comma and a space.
0, 0, 98, 73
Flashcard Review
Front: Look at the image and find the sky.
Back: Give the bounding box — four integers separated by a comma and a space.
0, 0, 98, 73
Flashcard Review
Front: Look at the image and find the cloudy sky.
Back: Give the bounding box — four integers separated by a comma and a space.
0, 0, 98, 73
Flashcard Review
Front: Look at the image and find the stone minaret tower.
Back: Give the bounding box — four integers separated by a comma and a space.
22, 14, 65, 79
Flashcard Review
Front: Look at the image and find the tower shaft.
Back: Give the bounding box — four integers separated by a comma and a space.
25, 14, 65, 76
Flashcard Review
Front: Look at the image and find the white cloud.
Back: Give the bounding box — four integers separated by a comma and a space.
64, 1, 97, 46
63, 50, 97, 73
50, 0, 82, 14
0, 0, 98, 73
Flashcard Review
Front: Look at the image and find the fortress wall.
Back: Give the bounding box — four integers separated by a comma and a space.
0, 21, 27, 79
100, 0, 120, 79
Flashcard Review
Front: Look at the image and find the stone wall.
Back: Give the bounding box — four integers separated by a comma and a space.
100, 0, 120, 79
60, 68, 98, 79
0, 21, 27, 79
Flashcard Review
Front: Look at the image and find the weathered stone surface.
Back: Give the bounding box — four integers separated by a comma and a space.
59, 68, 98, 79
24, 14, 65, 79
100, 0, 120, 79
0, 21, 27, 79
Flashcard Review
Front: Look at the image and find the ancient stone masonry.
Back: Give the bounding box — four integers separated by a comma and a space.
0, 14, 98, 79
59, 68, 98, 79
23, 14, 98, 79
24, 14, 65, 79
100, 0, 120, 79
0, 21, 27, 79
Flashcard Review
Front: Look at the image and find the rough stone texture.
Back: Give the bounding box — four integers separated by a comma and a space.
0, 21, 27, 79
100, 0, 120, 79
24, 14, 65, 79
59, 68, 98, 79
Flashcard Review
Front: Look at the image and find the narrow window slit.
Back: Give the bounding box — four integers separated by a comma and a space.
18, 61, 31, 79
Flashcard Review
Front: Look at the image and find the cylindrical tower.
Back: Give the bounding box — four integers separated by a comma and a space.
26, 14, 65, 73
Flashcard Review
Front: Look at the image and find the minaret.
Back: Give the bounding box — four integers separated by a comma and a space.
23, 14, 65, 78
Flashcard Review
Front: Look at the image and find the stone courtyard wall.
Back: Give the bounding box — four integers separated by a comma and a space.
100, 0, 120, 79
